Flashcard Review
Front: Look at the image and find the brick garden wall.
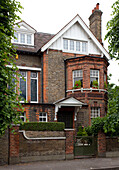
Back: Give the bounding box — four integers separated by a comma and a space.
0, 129, 9, 165
19, 131, 66, 163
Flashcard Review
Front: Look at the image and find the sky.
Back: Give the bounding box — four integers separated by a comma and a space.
18, 0, 119, 86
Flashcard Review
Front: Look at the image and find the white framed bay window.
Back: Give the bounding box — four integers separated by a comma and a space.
91, 107, 100, 119
90, 70, 99, 87
73, 70, 83, 87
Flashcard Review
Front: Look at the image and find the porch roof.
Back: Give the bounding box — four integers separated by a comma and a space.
53, 97, 87, 107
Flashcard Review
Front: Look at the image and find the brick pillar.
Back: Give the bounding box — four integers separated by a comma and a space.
65, 129, 75, 160
9, 126, 19, 164
98, 131, 106, 157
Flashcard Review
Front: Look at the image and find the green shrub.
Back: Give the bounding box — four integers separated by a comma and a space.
104, 81, 107, 89
73, 80, 81, 89
92, 80, 98, 88
85, 126, 93, 136
77, 126, 88, 136
20, 122, 65, 131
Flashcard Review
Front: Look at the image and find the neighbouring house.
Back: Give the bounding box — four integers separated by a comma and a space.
11, 3, 109, 130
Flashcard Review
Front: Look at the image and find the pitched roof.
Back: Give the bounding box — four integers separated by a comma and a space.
41, 14, 110, 59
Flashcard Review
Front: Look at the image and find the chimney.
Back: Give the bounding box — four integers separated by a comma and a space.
89, 3, 103, 43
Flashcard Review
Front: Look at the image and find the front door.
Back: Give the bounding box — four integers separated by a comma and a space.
57, 107, 74, 128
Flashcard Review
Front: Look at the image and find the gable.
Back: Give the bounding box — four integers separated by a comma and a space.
49, 22, 101, 55
54, 97, 85, 106
14, 21, 36, 34
41, 15, 109, 59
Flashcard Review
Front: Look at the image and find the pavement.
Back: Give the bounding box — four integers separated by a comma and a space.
1, 158, 119, 170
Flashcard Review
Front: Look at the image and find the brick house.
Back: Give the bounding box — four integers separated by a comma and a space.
11, 3, 109, 130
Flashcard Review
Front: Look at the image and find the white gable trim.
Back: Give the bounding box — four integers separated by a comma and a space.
54, 97, 85, 121
41, 15, 110, 59
14, 21, 36, 33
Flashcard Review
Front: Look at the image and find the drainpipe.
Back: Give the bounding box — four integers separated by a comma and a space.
41, 54, 44, 103
64, 60, 67, 98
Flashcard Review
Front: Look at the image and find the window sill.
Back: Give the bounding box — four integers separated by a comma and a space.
66, 88, 107, 93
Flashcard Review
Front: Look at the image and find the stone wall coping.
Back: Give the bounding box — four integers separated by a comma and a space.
64, 129, 75, 131
66, 88, 107, 93
19, 130, 66, 140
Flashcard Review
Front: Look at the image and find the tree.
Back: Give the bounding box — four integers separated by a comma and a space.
107, 82, 119, 115
85, 79, 119, 136
105, 0, 119, 59
0, 0, 23, 136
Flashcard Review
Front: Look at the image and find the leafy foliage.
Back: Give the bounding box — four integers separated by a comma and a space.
77, 126, 88, 136
92, 80, 98, 88
107, 79, 119, 115
105, 0, 119, 59
73, 80, 81, 89
85, 81, 119, 136
20, 122, 65, 131
0, 0, 23, 136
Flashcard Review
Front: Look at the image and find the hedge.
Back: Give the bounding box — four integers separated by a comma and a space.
20, 122, 65, 131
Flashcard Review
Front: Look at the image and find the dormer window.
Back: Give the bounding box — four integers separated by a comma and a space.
12, 21, 36, 46
13, 33, 33, 45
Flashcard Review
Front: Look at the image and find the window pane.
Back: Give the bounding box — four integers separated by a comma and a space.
20, 78, 26, 100
39, 112, 47, 122
76, 41, 80, 51
31, 79, 37, 101
82, 42, 87, 52
63, 39, 68, 50
14, 33, 18, 42
90, 70, 99, 87
73, 70, 83, 87
20, 33, 25, 43
27, 34, 31, 44
70, 40, 74, 50
31, 72, 37, 78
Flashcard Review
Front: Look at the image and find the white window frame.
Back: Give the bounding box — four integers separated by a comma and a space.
20, 112, 26, 122
27, 34, 32, 44
73, 70, 83, 87
14, 33, 19, 43
13, 32, 34, 46
90, 69, 99, 87
20, 71, 27, 103
30, 72, 38, 103
63, 38, 87, 54
91, 107, 100, 119
39, 112, 47, 122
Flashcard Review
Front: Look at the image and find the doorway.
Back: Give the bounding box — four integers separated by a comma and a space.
57, 107, 74, 129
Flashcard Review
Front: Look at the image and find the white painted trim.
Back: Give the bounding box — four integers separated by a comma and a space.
66, 88, 107, 93
19, 130, 66, 140
41, 15, 110, 59
64, 129, 74, 131
7, 65, 41, 71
